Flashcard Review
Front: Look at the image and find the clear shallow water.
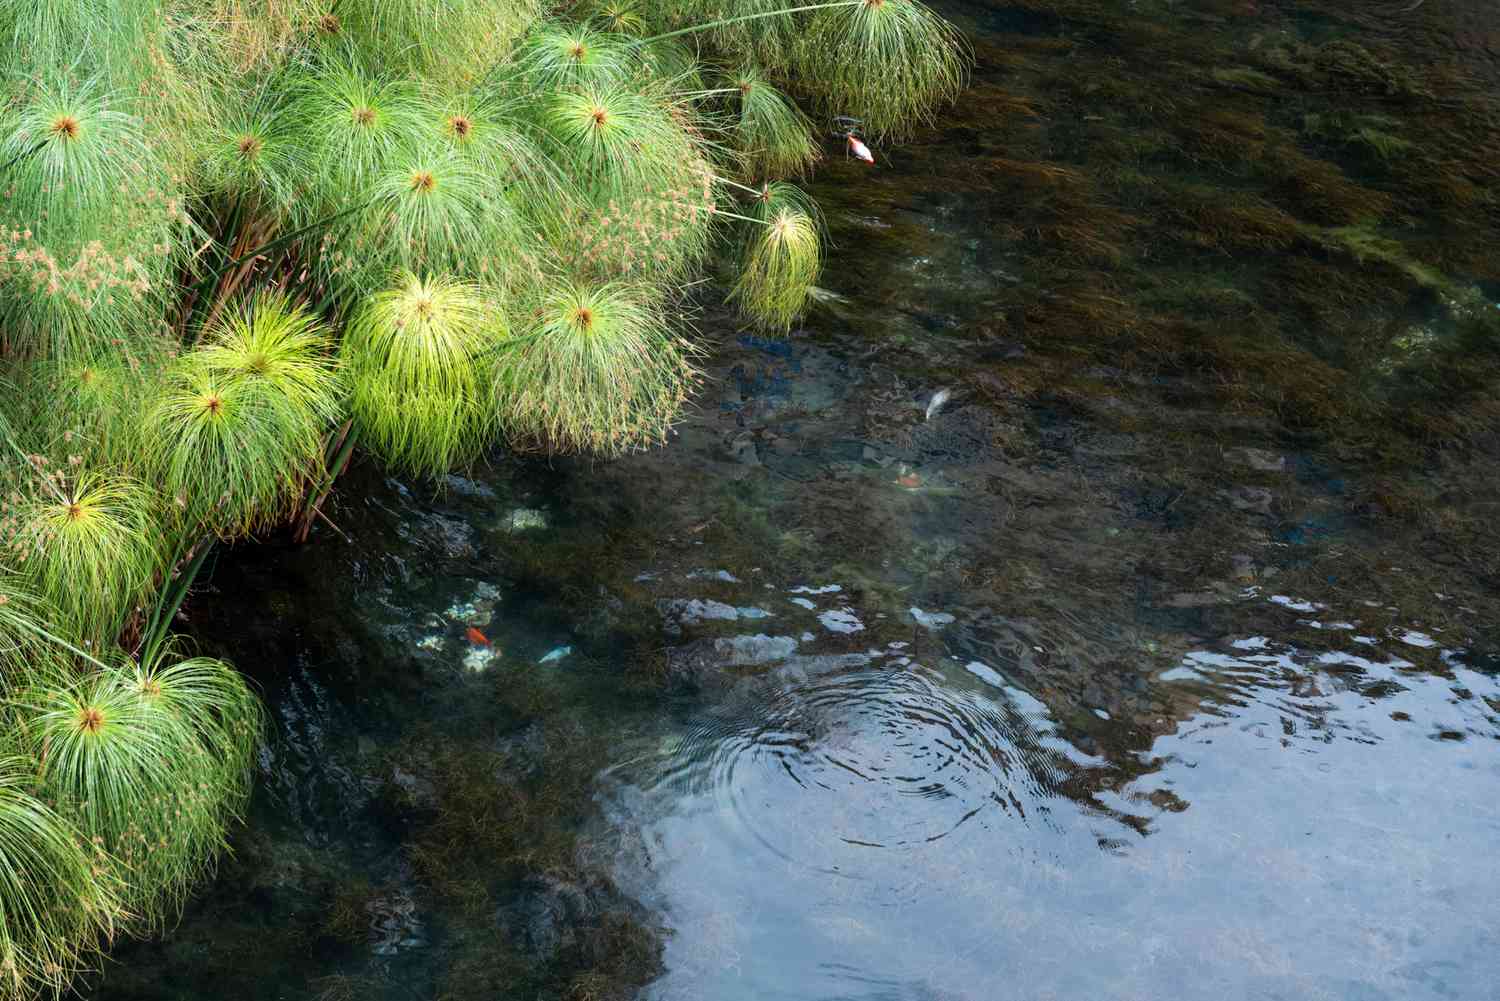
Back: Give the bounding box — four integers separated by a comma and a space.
90, 2, 1500, 999
602, 635, 1499, 1001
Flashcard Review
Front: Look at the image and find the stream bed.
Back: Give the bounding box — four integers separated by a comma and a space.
92, 2, 1499, 1000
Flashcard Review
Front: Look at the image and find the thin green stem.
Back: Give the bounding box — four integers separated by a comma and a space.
7, 618, 114, 671
677, 87, 743, 99
295, 420, 357, 544
710, 207, 773, 226
714, 174, 768, 198
140, 539, 214, 666
626, 1, 860, 47
0, 138, 45, 176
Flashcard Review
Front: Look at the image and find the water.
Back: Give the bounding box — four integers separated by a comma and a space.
91, 2, 1499, 999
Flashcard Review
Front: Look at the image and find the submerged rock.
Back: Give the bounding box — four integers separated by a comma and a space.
818, 608, 866, 634
910, 607, 957, 630
463, 646, 501, 673
1223, 447, 1288, 473
502, 507, 550, 532
658, 598, 772, 632
445, 581, 501, 626
664, 634, 800, 690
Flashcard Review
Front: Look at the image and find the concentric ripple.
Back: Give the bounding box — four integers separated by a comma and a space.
652, 666, 1068, 865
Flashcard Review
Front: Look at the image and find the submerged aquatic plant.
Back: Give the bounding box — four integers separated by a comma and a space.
342, 272, 501, 478
493, 278, 700, 454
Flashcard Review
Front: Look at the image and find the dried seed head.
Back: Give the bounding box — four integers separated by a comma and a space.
236, 134, 263, 159
49, 115, 80, 141
78, 707, 105, 734
409, 170, 437, 193
353, 106, 376, 126
447, 115, 472, 139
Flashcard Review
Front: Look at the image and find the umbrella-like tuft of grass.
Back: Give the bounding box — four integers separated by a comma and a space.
342, 271, 503, 479
0, 757, 122, 1001
515, 21, 632, 91
793, 0, 968, 138
730, 186, 823, 331
9, 472, 166, 647
725, 65, 818, 179
14, 658, 258, 925
493, 278, 700, 454
187, 293, 343, 428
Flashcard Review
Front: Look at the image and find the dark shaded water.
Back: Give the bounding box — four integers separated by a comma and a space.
92, 2, 1499, 1000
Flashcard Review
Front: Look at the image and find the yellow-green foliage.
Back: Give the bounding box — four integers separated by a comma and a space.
7, 473, 165, 646
730, 183, 824, 331
0, 1, 974, 994
342, 272, 502, 478
146, 298, 339, 538
12, 652, 261, 924
493, 278, 701, 454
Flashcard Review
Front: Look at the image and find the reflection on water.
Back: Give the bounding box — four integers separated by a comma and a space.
658, 664, 1072, 855
602, 625, 1498, 1001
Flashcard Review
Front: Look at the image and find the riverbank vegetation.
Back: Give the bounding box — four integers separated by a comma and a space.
0, 1, 967, 996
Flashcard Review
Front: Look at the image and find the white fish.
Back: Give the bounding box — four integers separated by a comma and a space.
924, 387, 952, 421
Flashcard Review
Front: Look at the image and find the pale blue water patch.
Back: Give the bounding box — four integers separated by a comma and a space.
599, 636, 1499, 1001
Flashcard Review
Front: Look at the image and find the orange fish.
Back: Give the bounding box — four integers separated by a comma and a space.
846, 134, 875, 165
465, 626, 490, 646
